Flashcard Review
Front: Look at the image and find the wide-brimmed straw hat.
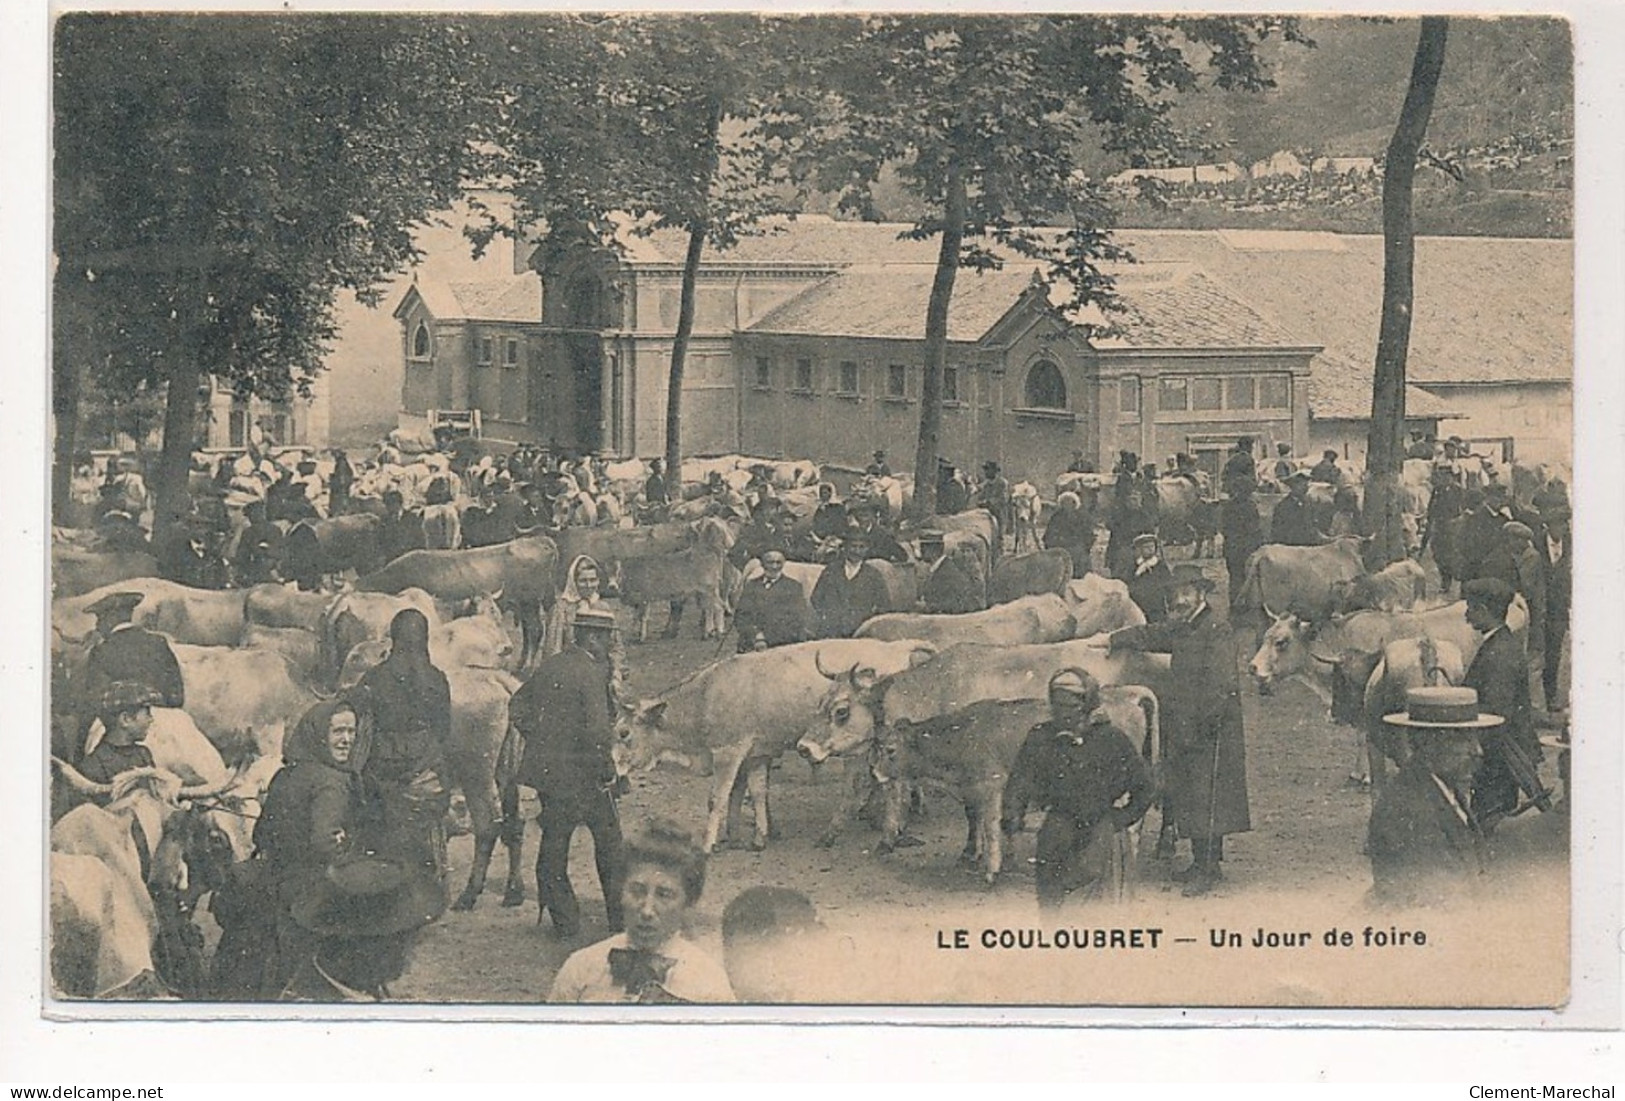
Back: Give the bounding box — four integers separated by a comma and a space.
291, 858, 445, 938
1384, 687, 1505, 731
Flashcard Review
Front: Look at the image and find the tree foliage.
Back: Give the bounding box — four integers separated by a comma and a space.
758, 15, 1305, 514
54, 14, 484, 525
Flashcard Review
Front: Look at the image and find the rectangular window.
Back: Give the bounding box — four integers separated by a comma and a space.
477, 336, 493, 365
227, 406, 249, 450
838, 360, 859, 395
504, 337, 520, 367
794, 357, 814, 392
754, 355, 771, 389
1191, 377, 1223, 412
1226, 376, 1256, 410
1119, 376, 1140, 415
1259, 374, 1291, 410
1158, 377, 1189, 412
887, 364, 908, 398
943, 366, 960, 403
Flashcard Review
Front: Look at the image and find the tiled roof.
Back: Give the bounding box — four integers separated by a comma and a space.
1306, 351, 1461, 421
746, 263, 1036, 342
1118, 229, 1571, 385
1085, 264, 1310, 350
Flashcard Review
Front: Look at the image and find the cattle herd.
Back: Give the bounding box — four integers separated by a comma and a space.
46, 438, 1570, 1000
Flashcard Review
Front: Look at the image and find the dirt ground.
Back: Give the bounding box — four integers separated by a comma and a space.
379, 554, 1570, 1007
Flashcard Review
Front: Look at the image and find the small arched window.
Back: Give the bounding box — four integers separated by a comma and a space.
412, 322, 431, 359
1024, 360, 1067, 410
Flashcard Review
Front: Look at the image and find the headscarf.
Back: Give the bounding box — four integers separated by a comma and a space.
285, 697, 371, 775
560, 554, 604, 606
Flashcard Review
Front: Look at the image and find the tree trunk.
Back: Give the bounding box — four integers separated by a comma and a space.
153, 353, 203, 535
665, 222, 707, 479
910, 157, 966, 520
51, 274, 86, 527
1367, 17, 1448, 566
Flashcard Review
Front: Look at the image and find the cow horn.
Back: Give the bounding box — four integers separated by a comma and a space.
1262, 603, 1283, 621
50, 755, 114, 797
813, 649, 838, 680
1308, 651, 1340, 667
180, 763, 247, 801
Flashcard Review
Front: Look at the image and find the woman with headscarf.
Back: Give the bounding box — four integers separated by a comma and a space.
209, 697, 368, 1000
357, 609, 454, 882
1042, 490, 1097, 579
547, 554, 627, 703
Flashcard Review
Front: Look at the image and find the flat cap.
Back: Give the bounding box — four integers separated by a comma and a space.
1502, 521, 1534, 540
1170, 564, 1215, 592
1462, 577, 1516, 611
86, 591, 144, 617
1048, 668, 1101, 698
101, 680, 162, 715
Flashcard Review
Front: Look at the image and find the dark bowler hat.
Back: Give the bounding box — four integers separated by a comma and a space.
87, 591, 144, 618
1384, 687, 1504, 731
291, 858, 446, 938
573, 608, 618, 633
917, 530, 946, 547
1169, 564, 1215, 592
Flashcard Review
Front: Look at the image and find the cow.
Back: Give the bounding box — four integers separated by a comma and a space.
867, 558, 921, 615
53, 549, 160, 600
989, 549, 1073, 605
1009, 482, 1043, 554
921, 544, 988, 614
1332, 559, 1428, 614
50, 763, 239, 998
1247, 596, 1527, 705
239, 624, 322, 684
1064, 573, 1148, 638
855, 593, 1076, 649
55, 578, 248, 648
355, 533, 560, 668
796, 643, 1166, 858
1232, 536, 1369, 624
173, 643, 319, 763
333, 616, 521, 913
281, 513, 383, 588
243, 584, 333, 633
1350, 636, 1468, 792
320, 588, 443, 686
870, 691, 1160, 884
930, 509, 999, 559
614, 638, 938, 853
556, 521, 699, 586
618, 517, 734, 642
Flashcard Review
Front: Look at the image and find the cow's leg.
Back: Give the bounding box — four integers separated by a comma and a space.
453, 767, 499, 912
981, 789, 1004, 883
818, 762, 870, 848
663, 598, 684, 640
635, 603, 650, 644
874, 780, 908, 854
704, 745, 751, 854
958, 802, 979, 867
725, 762, 749, 846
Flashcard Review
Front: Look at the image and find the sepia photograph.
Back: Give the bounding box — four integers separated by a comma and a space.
40, 8, 1588, 1013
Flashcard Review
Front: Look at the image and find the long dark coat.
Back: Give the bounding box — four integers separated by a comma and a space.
81, 625, 187, 714
733, 575, 811, 650
1125, 557, 1175, 623
810, 561, 891, 639
509, 646, 618, 807
1366, 758, 1484, 908
1463, 625, 1541, 817
1110, 604, 1250, 840
922, 554, 986, 614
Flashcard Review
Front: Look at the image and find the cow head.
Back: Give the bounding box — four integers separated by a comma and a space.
797, 654, 885, 764
615, 699, 670, 772
1248, 612, 1318, 689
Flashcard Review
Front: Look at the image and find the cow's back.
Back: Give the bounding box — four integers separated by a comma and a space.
989, 550, 1071, 605
53, 550, 160, 600
892, 698, 1044, 788
174, 644, 310, 761
244, 584, 331, 632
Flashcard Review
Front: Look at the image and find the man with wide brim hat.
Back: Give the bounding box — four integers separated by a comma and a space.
809, 527, 891, 639
282, 857, 446, 1001
1089, 561, 1247, 894
1367, 687, 1498, 908
1461, 576, 1549, 822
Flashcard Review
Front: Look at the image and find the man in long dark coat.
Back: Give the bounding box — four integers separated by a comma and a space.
1041, 491, 1096, 579
508, 609, 624, 938
1220, 439, 1265, 612
1125, 532, 1174, 623
809, 533, 891, 639
1092, 565, 1249, 896
1462, 578, 1547, 824
1540, 505, 1571, 710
